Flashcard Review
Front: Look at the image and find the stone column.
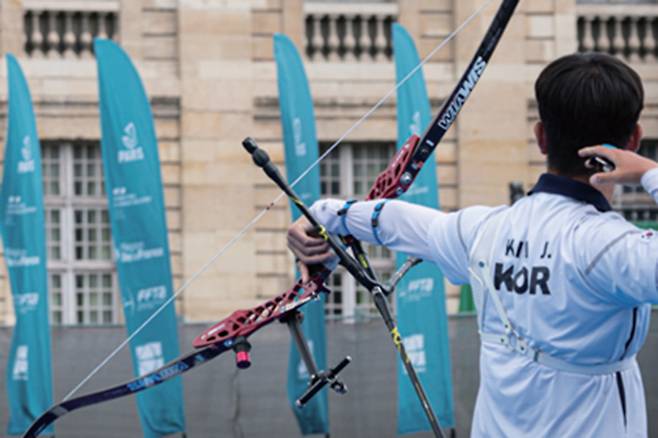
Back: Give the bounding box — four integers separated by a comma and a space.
178, 0, 258, 320
454, 0, 527, 207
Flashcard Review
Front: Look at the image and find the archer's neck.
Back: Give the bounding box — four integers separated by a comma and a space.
546, 169, 615, 203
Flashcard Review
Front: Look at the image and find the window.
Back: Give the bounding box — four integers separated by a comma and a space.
614, 140, 658, 223
42, 141, 119, 325
320, 142, 396, 321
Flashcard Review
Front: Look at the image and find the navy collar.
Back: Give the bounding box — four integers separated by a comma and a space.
528, 173, 612, 212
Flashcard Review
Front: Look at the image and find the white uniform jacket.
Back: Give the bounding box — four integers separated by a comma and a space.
309, 171, 658, 437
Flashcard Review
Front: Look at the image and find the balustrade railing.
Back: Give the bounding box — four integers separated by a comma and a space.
577, 5, 658, 61
304, 3, 397, 62
23, 2, 119, 59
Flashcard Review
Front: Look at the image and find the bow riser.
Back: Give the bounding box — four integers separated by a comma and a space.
193, 271, 329, 348
366, 135, 420, 200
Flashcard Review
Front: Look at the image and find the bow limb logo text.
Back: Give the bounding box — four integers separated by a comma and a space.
437, 56, 487, 131
118, 122, 144, 163
18, 135, 35, 174
293, 117, 307, 157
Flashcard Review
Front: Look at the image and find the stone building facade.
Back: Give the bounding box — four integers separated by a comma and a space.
0, 0, 656, 325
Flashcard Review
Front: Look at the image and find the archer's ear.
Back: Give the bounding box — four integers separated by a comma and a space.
534, 122, 548, 155
625, 124, 643, 152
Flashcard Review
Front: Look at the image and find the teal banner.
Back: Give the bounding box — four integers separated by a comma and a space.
1, 54, 54, 436
95, 39, 185, 437
274, 33, 329, 435
393, 24, 455, 433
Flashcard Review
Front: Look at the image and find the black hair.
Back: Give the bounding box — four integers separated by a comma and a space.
535, 52, 644, 176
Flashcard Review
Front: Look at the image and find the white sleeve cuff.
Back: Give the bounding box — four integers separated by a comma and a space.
640, 167, 658, 201
308, 199, 349, 235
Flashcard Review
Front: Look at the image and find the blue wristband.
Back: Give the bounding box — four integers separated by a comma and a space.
371, 200, 389, 245
337, 199, 357, 236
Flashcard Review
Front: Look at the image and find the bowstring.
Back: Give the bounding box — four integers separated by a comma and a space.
62, 0, 495, 402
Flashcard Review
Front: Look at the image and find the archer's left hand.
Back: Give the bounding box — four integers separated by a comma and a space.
287, 216, 337, 282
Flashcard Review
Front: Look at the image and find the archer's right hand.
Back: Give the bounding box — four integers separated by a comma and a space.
287, 216, 337, 282
579, 145, 658, 185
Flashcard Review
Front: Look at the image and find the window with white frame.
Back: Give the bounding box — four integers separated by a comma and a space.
42, 141, 119, 325
320, 141, 396, 321
614, 140, 658, 223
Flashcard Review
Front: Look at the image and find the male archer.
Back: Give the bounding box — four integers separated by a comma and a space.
288, 52, 656, 436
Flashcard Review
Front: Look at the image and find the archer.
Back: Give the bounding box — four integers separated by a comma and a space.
289, 52, 655, 437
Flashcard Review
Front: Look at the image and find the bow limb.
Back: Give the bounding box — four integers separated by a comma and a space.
22, 344, 229, 438
368, 0, 521, 200
23, 273, 330, 436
